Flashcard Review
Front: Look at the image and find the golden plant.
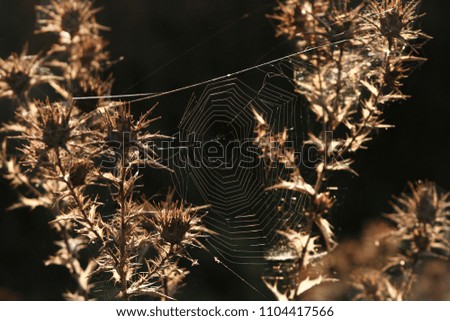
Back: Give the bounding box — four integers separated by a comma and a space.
0, 0, 447, 301
0, 0, 211, 301
255, 0, 448, 300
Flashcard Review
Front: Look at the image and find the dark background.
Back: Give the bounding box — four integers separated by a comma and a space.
0, 0, 449, 300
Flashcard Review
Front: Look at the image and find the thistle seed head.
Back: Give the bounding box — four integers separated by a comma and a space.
40, 103, 73, 149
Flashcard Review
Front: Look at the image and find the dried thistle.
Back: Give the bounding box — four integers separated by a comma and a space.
17, 101, 92, 170
99, 104, 170, 168
365, 0, 429, 49
36, 0, 107, 43
1, 0, 211, 301
0, 48, 58, 104
321, 183, 450, 301
387, 181, 450, 258
385, 181, 450, 299
145, 191, 213, 298
259, 0, 431, 300
149, 191, 212, 253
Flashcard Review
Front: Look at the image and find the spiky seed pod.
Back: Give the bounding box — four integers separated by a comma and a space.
366, 0, 430, 49
0, 49, 58, 102
150, 193, 211, 250
36, 0, 106, 42
41, 106, 73, 149
160, 209, 192, 245
16, 100, 94, 171
387, 181, 450, 258
99, 104, 171, 167
380, 9, 404, 41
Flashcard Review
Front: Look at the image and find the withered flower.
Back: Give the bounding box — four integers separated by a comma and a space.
149, 191, 212, 251
69, 74, 114, 113
0, 48, 56, 102
72, 35, 112, 73
387, 181, 450, 258
42, 107, 72, 149
68, 158, 94, 187
18, 100, 90, 168
366, 0, 430, 49
36, 0, 107, 42
270, 0, 330, 44
100, 104, 170, 167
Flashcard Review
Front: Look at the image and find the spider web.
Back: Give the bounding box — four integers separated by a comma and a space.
162, 58, 312, 264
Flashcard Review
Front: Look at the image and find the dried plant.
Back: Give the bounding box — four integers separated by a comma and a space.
255, 0, 447, 301
0, 0, 211, 301
0, 0, 447, 301
323, 182, 450, 301
146, 192, 214, 298
383, 181, 450, 299
0, 48, 59, 106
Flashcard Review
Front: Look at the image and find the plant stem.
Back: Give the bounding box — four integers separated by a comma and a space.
118, 165, 130, 300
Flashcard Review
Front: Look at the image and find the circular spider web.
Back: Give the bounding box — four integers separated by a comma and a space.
167, 68, 309, 264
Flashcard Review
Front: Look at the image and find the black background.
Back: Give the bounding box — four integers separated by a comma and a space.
0, 0, 449, 300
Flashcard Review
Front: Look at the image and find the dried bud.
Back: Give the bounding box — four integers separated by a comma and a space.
36, 0, 104, 41
40, 104, 73, 149
380, 10, 403, 41
149, 191, 211, 250
155, 201, 199, 245
387, 181, 450, 257
0, 49, 55, 101
160, 211, 191, 245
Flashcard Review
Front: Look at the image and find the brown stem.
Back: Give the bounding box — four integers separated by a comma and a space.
401, 255, 419, 300
160, 244, 175, 301
118, 165, 129, 300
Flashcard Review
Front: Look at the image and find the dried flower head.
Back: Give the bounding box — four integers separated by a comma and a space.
18, 100, 91, 170
366, 0, 429, 49
99, 104, 170, 167
387, 181, 450, 258
0, 48, 55, 102
270, 1, 362, 62
150, 192, 212, 251
41, 106, 72, 149
270, 0, 331, 43
75, 36, 112, 72
36, 0, 106, 42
